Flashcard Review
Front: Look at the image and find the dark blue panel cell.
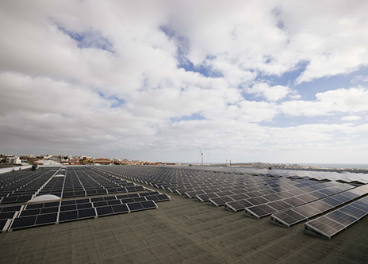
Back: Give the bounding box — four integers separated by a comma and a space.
43, 202, 60, 208
0, 211, 15, 220
111, 204, 129, 214
121, 198, 135, 204
127, 193, 139, 198
96, 189, 107, 195
1, 196, 18, 204
40, 207, 59, 214
103, 196, 117, 201
61, 200, 76, 206
26, 203, 44, 210
76, 198, 90, 204
140, 201, 157, 209
59, 210, 78, 222
93, 201, 108, 207
16, 195, 33, 202
340, 205, 367, 219
326, 210, 357, 226
126, 186, 136, 192
0, 219, 7, 230
60, 205, 77, 212
96, 206, 113, 216
156, 194, 170, 202
35, 213, 58, 225
127, 202, 144, 212
78, 208, 96, 219
77, 203, 92, 209
10, 216, 37, 230
1, 205, 22, 212
107, 200, 121, 205
134, 186, 144, 191
91, 197, 104, 202
21, 209, 41, 217
133, 197, 147, 202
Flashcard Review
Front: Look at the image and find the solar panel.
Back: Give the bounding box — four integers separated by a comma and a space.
59, 210, 78, 222
271, 210, 306, 227
282, 197, 305, 207
60, 205, 77, 212
293, 204, 322, 218
127, 202, 144, 212
35, 213, 58, 226
10, 216, 37, 230
339, 205, 367, 219
77, 208, 96, 219
308, 200, 334, 212
107, 200, 121, 205
26, 203, 44, 210
267, 200, 292, 211
121, 198, 135, 204
326, 210, 357, 226
0, 211, 16, 220
0, 219, 8, 232
305, 216, 345, 239
76, 203, 93, 209
245, 204, 277, 219
96, 206, 114, 217
40, 207, 59, 214
141, 200, 157, 209
20, 209, 41, 217
111, 204, 129, 214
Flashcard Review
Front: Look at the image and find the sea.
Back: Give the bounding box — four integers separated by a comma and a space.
298, 163, 368, 169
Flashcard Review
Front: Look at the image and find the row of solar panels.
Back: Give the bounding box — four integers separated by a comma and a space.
269, 185, 368, 226
0, 192, 171, 232
0, 168, 147, 204
95, 166, 368, 240
305, 196, 368, 239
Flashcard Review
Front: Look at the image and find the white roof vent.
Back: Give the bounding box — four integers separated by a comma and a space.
27, 195, 61, 204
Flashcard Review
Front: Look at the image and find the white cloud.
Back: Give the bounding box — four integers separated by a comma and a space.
341, 115, 362, 121
280, 87, 368, 116
351, 75, 368, 83
1, 1, 368, 163
247, 83, 292, 101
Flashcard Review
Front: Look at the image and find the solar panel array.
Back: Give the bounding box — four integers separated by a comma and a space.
0, 167, 171, 233
0, 191, 170, 232
95, 166, 368, 240
0, 171, 56, 204
304, 195, 368, 239
0, 167, 147, 205
270, 184, 368, 226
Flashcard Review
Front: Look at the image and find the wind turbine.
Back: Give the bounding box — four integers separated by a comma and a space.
197, 146, 209, 165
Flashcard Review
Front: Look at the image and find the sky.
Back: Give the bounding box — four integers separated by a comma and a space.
1, 0, 368, 164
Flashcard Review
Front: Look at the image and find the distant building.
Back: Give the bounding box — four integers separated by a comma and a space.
6, 156, 21, 164
93, 158, 113, 165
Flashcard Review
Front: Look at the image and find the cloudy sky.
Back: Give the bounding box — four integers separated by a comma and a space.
1, 1, 368, 164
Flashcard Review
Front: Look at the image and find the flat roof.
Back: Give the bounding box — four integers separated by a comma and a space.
1, 181, 368, 263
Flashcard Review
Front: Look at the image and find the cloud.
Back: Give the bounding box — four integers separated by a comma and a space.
246, 83, 292, 101
1, 1, 368, 163
351, 75, 368, 83
280, 87, 368, 116
341, 115, 362, 121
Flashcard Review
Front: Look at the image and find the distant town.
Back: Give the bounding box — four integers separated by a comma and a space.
1, 154, 367, 173
0, 154, 177, 166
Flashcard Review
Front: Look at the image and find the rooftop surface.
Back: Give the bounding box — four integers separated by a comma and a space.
1, 177, 368, 264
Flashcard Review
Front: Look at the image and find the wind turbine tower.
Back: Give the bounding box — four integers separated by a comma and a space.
198, 146, 204, 165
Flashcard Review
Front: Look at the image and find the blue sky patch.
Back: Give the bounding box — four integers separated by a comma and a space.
58, 25, 114, 53
98, 92, 124, 108
170, 113, 205, 123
